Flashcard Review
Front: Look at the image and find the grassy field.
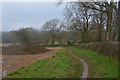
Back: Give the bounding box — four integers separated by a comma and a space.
6, 49, 83, 78
68, 47, 119, 78
5, 47, 118, 78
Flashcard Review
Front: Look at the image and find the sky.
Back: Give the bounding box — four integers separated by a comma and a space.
2, 2, 66, 31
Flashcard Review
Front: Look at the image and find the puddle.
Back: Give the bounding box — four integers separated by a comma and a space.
0, 61, 3, 64
3, 71, 7, 77
44, 50, 54, 54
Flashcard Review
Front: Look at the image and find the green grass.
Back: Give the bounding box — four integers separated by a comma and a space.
68, 47, 119, 78
6, 49, 83, 78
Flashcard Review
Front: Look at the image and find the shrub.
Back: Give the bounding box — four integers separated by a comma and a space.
73, 42, 119, 60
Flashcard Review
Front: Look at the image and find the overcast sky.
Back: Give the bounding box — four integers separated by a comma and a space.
2, 2, 66, 31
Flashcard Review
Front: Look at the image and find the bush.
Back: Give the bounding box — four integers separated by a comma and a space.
73, 42, 119, 60
97, 42, 118, 59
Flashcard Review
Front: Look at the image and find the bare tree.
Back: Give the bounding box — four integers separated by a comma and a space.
81, 1, 118, 41
42, 19, 62, 45
65, 2, 93, 42
12, 27, 40, 44
92, 7, 107, 41
118, 1, 120, 41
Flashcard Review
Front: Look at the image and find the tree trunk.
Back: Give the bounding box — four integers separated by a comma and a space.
98, 30, 102, 42
82, 31, 87, 43
105, 3, 113, 41
74, 31, 78, 42
52, 33, 55, 45
82, 32, 85, 42
98, 7, 103, 42
108, 9, 112, 41
84, 32, 87, 42
118, 1, 120, 41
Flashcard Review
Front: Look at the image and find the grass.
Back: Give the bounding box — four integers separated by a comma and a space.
6, 49, 83, 78
68, 47, 119, 78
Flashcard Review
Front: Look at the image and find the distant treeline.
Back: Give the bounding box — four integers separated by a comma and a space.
2, 32, 17, 43
2, 27, 103, 44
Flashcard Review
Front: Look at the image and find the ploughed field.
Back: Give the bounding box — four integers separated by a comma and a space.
2, 44, 55, 77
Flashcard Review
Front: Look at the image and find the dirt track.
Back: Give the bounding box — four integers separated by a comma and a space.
69, 52, 88, 79
2, 47, 65, 77
0, 43, 20, 47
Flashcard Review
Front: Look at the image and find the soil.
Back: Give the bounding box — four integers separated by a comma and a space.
0, 43, 20, 47
2, 44, 49, 55
46, 47, 65, 50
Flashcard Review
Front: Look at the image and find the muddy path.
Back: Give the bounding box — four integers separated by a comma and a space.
69, 52, 88, 80
2, 47, 65, 77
